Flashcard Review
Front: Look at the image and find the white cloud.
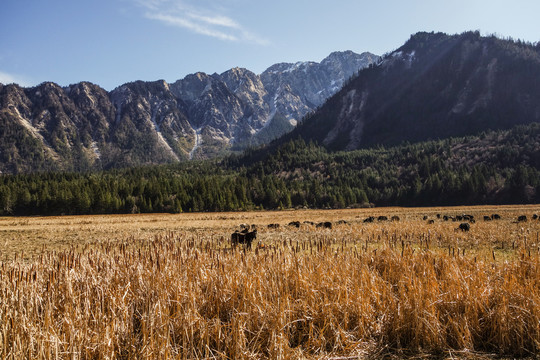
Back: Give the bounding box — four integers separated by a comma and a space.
0, 71, 32, 87
146, 13, 239, 41
187, 13, 240, 29
135, 0, 269, 45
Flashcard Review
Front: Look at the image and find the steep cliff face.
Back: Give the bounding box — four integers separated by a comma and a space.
169, 73, 248, 157
0, 82, 113, 172
288, 32, 540, 151
109, 80, 193, 165
0, 50, 378, 172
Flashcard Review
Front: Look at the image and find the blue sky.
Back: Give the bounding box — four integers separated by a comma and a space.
1, 0, 539, 90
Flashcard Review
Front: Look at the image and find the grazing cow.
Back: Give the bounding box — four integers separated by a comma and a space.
377, 216, 388, 222
336, 220, 348, 225
288, 221, 301, 228
533, 214, 538, 220
231, 230, 257, 249
391, 215, 400, 222
463, 214, 474, 222
483, 216, 492, 221
436, 214, 441, 219
517, 215, 527, 222
443, 215, 449, 221
316, 221, 333, 229
423, 215, 428, 220
491, 214, 501, 220
459, 223, 470, 232
427, 219, 435, 224
456, 215, 463, 221
267, 223, 280, 229
363, 216, 375, 223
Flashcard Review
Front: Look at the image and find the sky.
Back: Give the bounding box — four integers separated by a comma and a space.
1, 0, 540, 91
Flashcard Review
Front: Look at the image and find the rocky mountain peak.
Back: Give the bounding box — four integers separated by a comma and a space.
321, 50, 358, 64
219, 67, 260, 94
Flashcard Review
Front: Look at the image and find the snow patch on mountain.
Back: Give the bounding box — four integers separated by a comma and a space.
91, 141, 101, 160
150, 104, 179, 161
189, 127, 202, 160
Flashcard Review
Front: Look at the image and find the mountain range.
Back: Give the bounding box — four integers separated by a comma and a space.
0, 51, 378, 174
3, 31, 540, 176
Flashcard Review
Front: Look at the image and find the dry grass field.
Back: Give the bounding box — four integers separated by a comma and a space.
1, 205, 539, 359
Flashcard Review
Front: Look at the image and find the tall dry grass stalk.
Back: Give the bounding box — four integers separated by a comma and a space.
1, 224, 539, 359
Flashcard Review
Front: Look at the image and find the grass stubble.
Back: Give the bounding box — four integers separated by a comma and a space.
0, 206, 539, 359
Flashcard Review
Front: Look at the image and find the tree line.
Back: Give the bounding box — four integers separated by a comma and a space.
1, 123, 540, 216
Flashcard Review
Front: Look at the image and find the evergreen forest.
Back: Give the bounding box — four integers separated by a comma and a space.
1, 122, 540, 216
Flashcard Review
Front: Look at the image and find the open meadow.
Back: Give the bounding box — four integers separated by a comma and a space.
1, 205, 540, 359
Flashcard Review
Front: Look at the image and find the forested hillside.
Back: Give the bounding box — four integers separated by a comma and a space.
2, 122, 540, 216
283, 31, 540, 150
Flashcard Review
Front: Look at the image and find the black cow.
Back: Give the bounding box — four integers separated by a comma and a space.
533, 214, 538, 220
316, 221, 332, 229
267, 223, 280, 229
288, 221, 301, 228
391, 215, 400, 222
459, 223, 470, 231
483, 216, 492, 221
377, 216, 388, 222
423, 215, 428, 220
517, 215, 527, 222
231, 230, 257, 249
427, 219, 435, 224
363, 216, 375, 223
491, 214, 501, 220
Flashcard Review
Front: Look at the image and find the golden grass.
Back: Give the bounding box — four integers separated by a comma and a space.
1, 206, 539, 359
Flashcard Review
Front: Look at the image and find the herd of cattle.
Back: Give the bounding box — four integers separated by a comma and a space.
230, 212, 540, 248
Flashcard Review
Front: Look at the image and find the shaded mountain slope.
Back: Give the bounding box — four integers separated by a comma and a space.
286, 31, 540, 150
